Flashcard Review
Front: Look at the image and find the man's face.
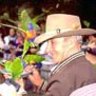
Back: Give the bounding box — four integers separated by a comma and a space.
46, 38, 66, 63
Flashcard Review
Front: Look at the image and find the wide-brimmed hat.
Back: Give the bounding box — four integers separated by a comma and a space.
34, 14, 96, 44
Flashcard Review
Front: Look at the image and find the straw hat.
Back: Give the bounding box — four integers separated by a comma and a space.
34, 14, 96, 44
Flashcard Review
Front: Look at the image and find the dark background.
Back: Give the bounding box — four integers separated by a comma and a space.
0, 0, 96, 35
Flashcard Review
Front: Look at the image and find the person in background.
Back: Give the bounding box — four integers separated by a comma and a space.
0, 33, 4, 60
16, 31, 24, 46
0, 33, 4, 49
24, 14, 96, 96
4, 28, 17, 45
84, 34, 96, 65
3, 41, 16, 60
15, 31, 24, 57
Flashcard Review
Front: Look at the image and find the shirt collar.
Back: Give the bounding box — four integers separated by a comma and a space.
51, 51, 85, 76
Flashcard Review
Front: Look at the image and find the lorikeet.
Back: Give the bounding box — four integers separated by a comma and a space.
19, 9, 40, 40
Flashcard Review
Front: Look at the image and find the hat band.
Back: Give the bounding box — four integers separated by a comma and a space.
46, 28, 73, 35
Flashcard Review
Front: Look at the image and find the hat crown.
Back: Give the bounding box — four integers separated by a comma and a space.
46, 14, 81, 33
34, 14, 96, 44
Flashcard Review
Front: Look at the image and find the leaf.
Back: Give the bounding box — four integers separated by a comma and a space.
22, 40, 30, 58
4, 58, 23, 79
4, 61, 13, 75
32, 13, 44, 23
30, 42, 37, 47
83, 20, 90, 28
12, 58, 23, 79
19, 9, 40, 32
3, 12, 10, 19
24, 54, 45, 64
22, 40, 39, 58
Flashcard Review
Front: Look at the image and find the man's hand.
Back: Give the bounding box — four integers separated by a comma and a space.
24, 65, 43, 87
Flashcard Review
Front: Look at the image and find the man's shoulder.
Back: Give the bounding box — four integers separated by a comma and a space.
68, 55, 96, 73
68, 55, 93, 69
49, 55, 96, 82
58, 55, 96, 80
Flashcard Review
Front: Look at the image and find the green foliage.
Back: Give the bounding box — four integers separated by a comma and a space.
3, 12, 10, 19
83, 20, 90, 28
4, 58, 23, 79
22, 40, 31, 58
0, 12, 10, 20
19, 9, 39, 31
22, 40, 37, 58
24, 54, 45, 64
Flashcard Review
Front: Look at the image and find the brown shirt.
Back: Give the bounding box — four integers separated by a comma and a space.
41, 51, 96, 96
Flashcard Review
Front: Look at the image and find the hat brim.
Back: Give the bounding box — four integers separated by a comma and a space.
34, 28, 96, 44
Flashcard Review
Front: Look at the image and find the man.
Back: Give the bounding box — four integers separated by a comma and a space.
70, 34, 96, 96
24, 14, 96, 96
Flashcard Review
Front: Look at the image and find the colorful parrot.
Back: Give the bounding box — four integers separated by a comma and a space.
19, 9, 40, 40
4, 57, 23, 79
